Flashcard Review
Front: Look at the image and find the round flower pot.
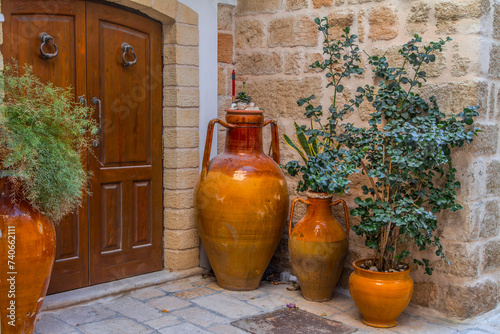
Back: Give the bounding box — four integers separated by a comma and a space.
194, 110, 289, 290
0, 178, 56, 333
349, 259, 413, 328
288, 192, 349, 301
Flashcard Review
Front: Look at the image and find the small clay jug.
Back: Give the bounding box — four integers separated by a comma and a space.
288, 192, 349, 301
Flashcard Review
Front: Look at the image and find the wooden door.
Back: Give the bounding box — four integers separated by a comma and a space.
1, 0, 163, 292
86, 2, 163, 284
1, 0, 89, 294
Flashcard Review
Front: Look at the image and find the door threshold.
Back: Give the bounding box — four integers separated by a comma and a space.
42, 267, 204, 312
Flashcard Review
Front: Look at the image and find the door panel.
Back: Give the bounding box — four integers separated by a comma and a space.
11, 15, 76, 87
99, 21, 152, 167
132, 181, 152, 247
1, 0, 89, 294
86, 1, 163, 285
100, 183, 123, 252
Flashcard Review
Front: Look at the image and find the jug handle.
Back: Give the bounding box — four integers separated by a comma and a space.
288, 197, 310, 237
330, 199, 350, 237
264, 119, 280, 164
202, 119, 235, 176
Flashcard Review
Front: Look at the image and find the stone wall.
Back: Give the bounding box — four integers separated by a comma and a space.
217, 0, 499, 319
217, 3, 236, 152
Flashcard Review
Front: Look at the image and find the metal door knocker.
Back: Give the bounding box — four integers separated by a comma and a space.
40, 32, 58, 59
121, 42, 137, 67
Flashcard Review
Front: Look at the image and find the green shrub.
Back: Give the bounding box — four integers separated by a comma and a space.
0, 64, 97, 222
283, 23, 363, 194
343, 36, 480, 274
284, 17, 480, 274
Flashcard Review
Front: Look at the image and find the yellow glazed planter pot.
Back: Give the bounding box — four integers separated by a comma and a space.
288, 192, 349, 302
349, 259, 414, 328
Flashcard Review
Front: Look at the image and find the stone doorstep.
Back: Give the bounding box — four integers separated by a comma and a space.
42, 267, 204, 312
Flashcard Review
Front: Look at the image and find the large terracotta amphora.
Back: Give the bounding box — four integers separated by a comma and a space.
288, 192, 349, 301
194, 109, 289, 290
0, 178, 56, 333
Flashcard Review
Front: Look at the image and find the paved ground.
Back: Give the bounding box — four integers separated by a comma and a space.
36, 275, 500, 334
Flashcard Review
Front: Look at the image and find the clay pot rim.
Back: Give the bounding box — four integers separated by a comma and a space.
352, 259, 412, 275
303, 191, 334, 199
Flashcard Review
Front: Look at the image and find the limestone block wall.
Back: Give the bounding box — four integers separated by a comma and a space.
217, 0, 499, 319
217, 3, 236, 153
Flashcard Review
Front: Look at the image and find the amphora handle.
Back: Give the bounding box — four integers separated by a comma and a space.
288, 197, 310, 237
201, 119, 235, 176
264, 119, 280, 164
330, 199, 350, 237
202, 117, 280, 175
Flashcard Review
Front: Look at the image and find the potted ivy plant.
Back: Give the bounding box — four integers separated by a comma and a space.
340, 36, 480, 327
284, 21, 363, 302
0, 64, 96, 333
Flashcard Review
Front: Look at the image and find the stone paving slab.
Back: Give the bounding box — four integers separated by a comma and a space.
34, 315, 77, 334
130, 287, 166, 301
158, 322, 213, 334
36, 274, 500, 334
221, 289, 267, 301
147, 295, 192, 312
246, 294, 295, 311
175, 287, 216, 300
50, 304, 117, 326
106, 296, 164, 322
208, 323, 248, 334
78, 317, 155, 334
193, 293, 263, 319
143, 314, 181, 330
172, 306, 229, 327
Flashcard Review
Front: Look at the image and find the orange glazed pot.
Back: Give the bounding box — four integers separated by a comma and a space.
288, 192, 349, 301
0, 178, 56, 334
349, 259, 413, 328
194, 110, 289, 290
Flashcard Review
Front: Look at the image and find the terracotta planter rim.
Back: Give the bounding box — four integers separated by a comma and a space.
352, 259, 411, 275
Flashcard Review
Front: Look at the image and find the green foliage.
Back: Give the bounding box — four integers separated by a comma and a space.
341, 35, 480, 274
235, 81, 252, 104
283, 21, 363, 194
0, 64, 98, 222
285, 18, 480, 273
284, 122, 323, 163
